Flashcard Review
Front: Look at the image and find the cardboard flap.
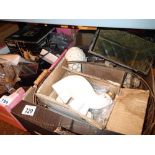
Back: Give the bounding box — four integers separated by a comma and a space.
106, 88, 149, 135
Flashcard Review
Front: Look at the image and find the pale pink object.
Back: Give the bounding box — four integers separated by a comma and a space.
56, 28, 78, 37
0, 87, 25, 112
0, 87, 26, 131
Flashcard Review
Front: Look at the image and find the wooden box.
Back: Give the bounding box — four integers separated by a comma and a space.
36, 57, 125, 129
33, 54, 152, 135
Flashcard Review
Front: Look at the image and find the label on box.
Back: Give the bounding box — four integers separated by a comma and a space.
0, 96, 11, 106
22, 105, 36, 116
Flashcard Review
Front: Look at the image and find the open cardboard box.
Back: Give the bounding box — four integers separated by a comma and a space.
35, 56, 150, 134
36, 57, 124, 129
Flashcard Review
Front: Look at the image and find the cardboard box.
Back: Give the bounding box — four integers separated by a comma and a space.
36, 57, 126, 129
11, 60, 154, 134
12, 100, 118, 135
35, 56, 152, 134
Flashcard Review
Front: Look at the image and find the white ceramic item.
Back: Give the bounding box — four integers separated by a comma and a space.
52, 75, 112, 115
65, 47, 87, 72
65, 47, 86, 62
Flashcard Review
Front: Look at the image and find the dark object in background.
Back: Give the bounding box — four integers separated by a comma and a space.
43, 32, 72, 55
75, 30, 95, 52
0, 64, 19, 95
5, 24, 54, 55
127, 29, 155, 43
39, 32, 72, 65
18, 62, 39, 86
89, 29, 155, 75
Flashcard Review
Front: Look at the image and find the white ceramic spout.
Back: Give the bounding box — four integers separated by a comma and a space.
52, 75, 112, 115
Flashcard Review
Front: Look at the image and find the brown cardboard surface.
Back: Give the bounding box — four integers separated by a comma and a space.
106, 88, 149, 135
0, 23, 18, 42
